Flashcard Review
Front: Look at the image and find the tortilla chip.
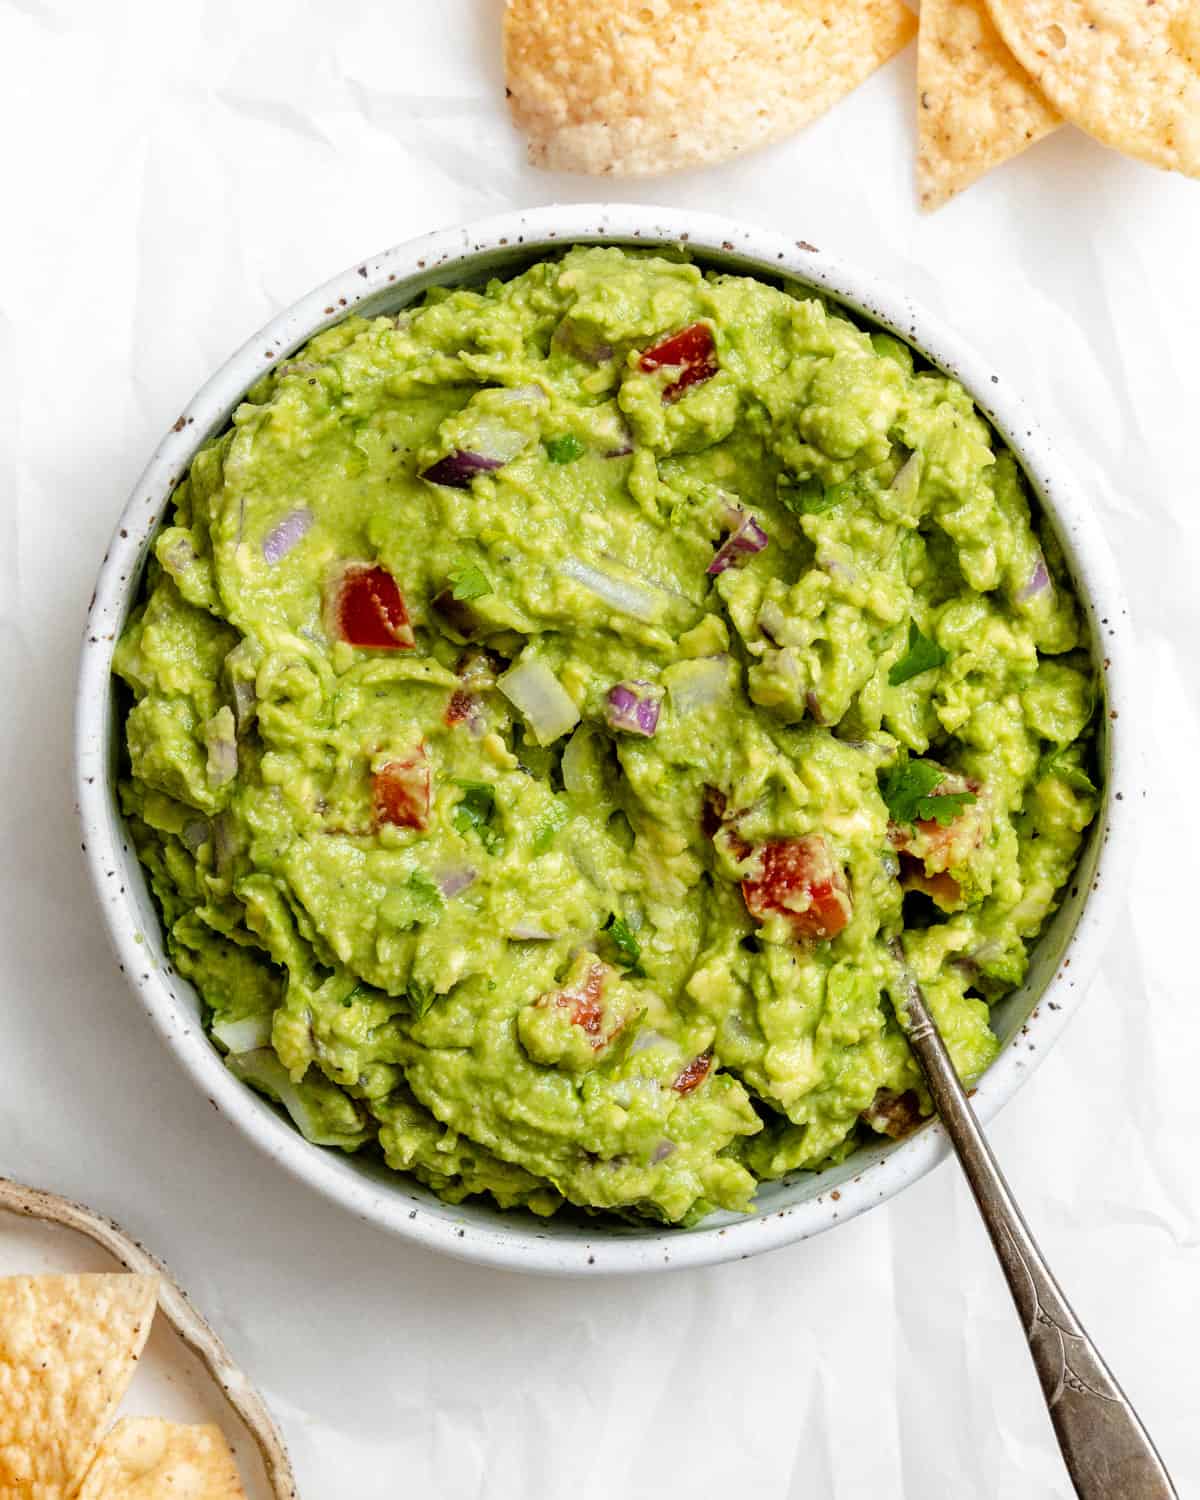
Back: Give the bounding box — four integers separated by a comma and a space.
74, 1420, 247, 1499
0, 1274, 158, 1500
917, 0, 1060, 210
984, 0, 1200, 177
504, 0, 917, 176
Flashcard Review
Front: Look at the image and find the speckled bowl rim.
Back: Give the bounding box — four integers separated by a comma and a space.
76, 204, 1134, 1276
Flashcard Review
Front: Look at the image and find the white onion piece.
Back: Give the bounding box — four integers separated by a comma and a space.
560, 557, 667, 623
204, 707, 238, 788
667, 657, 732, 718
890, 451, 922, 507
510, 923, 556, 941
227, 1049, 364, 1147
181, 820, 209, 854
212, 1014, 273, 1055
498, 657, 580, 744
560, 727, 594, 799
262, 507, 313, 564
436, 865, 477, 899
491, 383, 549, 408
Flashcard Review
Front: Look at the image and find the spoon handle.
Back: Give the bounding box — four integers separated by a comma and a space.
897, 974, 1177, 1499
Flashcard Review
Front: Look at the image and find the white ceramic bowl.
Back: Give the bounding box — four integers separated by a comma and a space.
77, 205, 1133, 1275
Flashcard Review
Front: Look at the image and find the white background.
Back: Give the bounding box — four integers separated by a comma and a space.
3, 2, 1199, 1495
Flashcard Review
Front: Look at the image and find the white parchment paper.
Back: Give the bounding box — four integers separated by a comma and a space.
1, 3, 1197, 1495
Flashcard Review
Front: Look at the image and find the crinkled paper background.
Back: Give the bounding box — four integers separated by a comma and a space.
2, 2, 1197, 1494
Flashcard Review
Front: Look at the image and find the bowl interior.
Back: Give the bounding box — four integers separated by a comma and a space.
85, 218, 1118, 1269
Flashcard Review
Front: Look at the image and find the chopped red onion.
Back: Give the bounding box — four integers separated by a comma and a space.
604, 681, 662, 737
263, 507, 313, 564
232, 677, 257, 731
707, 511, 769, 575
510, 923, 556, 941
436, 865, 477, 899
805, 690, 826, 725
651, 1138, 676, 1163
161, 535, 197, 577
1017, 556, 1051, 602
420, 450, 506, 488
498, 657, 580, 744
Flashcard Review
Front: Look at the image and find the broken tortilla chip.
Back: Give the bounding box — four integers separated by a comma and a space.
75, 1419, 247, 1500
0, 1274, 158, 1500
504, 0, 917, 176
983, 0, 1200, 177
917, 0, 1060, 210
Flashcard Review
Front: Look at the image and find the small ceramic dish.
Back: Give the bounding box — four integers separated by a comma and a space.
76, 205, 1133, 1275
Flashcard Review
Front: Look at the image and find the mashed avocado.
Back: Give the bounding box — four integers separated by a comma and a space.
113, 247, 1099, 1225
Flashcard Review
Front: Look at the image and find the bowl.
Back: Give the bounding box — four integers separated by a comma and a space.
76, 204, 1133, 1275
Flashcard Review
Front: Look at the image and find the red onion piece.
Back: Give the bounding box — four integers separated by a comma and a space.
420, 450, 506, 488
604, 681, 662, 737
707, 512, 769, 575
651, 1138, 676, 1163
262, 507, 313, 564
1017, 556, 1051, 602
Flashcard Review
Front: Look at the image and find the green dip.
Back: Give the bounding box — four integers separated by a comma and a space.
113, 247, 1099, 1225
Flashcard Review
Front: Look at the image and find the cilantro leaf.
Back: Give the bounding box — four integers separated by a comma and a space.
381, 869, 444, 931
452, 779, 504, 855
1037, 749, 1098, 796
605, 913, 645, 977
888, 620, 948, 686
918, 790, 977, 827
530, 797, 568, 855
447, 564, 491, 602
882, 759, 976, 828
546, 434, 585, 464
407, 978, 436, 1018
779, 476, 836, 515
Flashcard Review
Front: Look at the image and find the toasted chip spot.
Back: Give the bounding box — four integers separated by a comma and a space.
917, 0, 1060, 211
0, 1273, 159, 1499
75, 1418, 248, 1499
983, 0, 1200, 178
504, 0, 917, 176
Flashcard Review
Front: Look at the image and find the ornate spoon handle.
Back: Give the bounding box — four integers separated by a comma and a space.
894, 964, 1177, 1499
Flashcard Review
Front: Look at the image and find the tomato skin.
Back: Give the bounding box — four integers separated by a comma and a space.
639, 322, 718, 403
672, 1052, 713, 1095
741, 834, 852, 941
372, 746, 431, 830
335, 564, 414, 650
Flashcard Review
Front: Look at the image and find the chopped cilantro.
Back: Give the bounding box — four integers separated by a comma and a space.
453, 779, 504, 855
888, 620, 948, 686
546, 434, 585, 464
605, 913, 645, 977
407, 978, 435, 1018
381, 869, 443, 930
530, 797, 568, 854
1037, 749, 1098, 796
447, 564, 491, 602
779, 476, 835, 515
882, 759, 977, 828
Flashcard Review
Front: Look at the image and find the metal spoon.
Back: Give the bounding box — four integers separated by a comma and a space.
891, 954, 1177, 1499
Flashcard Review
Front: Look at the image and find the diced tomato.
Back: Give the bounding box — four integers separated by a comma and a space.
741, 834, 852, 942
548, 962, 608, 1048
372, 746, 431, 830
888, 773, 985, 876
334, 564, 414, 650
672, 1052, 713, 1095
638, 322, 718, 403
445, 689, 475, 726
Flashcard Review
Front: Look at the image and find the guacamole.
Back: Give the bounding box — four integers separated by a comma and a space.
113, 247, 1099, 1225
